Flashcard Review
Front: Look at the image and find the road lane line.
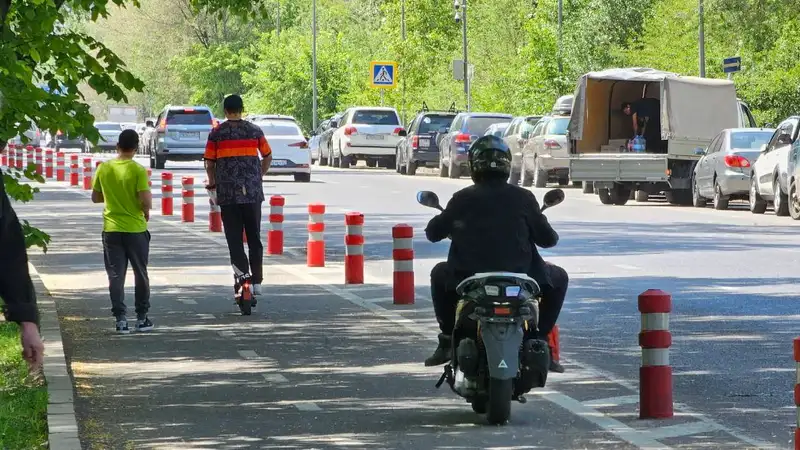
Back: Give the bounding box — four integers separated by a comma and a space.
294, 402, 322, 412
218, 331, 235, 338
614, 264, 640, 270
645, 421, 725, 440
178, 299, 198, 305
583, 394, 640, 408
238, 350, 259, 359
262, 373, 289, 383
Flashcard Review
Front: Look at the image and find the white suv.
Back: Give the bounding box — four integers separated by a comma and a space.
330, 107, 404, 168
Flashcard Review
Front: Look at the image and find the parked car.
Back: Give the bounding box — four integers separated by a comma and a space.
484, 123, 509, 137
330, 107, 403, 168
396, 110, 457, 176
91, 122, 124, 152
437, 112, 513, 178
692, 128, 774, 210
53, 131, 88, 152
9, 123, 43, 147
787, 138, 800, 219
749, 116, 799, 216
520, 114, 571, 187
309, 119, 330, 164
246, 114, 297, 124
148, 105, 216, 169
503, 115, 542, 184
253, 118, 311, 182
309, 114, 341, 166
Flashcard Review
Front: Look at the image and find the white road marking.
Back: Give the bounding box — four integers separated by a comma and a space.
197, 314, 216, 320
218, 331, 235, 338
645, 421, 725, 440
582, 394, 640, 408
294, 402, 322, 412
178, 299, 198, 305
238, 350, 260, 359
262, 373, 289, 383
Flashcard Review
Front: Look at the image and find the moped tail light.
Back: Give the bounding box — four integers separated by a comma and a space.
494, 307, 512, 316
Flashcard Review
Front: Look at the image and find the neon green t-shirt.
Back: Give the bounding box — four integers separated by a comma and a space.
92, 159, 150, 233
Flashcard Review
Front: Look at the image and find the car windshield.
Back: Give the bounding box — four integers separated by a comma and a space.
353, 110, 400, 125
730, 131, 773, 150
166, 110, 212, 125
95, 123, 122, 131
418, 115, 455, 134
260, 122, 303, 137
485, 124, 509, 136
546, 117, 570, 135
465, 117, 511, 135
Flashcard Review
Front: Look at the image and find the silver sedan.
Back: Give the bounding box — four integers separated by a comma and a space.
692, 127, 774, 209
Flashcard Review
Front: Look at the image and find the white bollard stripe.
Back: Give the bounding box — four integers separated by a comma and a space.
393, 260, 414, 272
346, 225, 363, 236
309, 213, 324, 223
163, 191, 173, 198
183, 197, 194, 204
271, 205, 284, 215
392, 238, 413, 249
309, 231, 323, 241
641, 313, 669, 331
642, 348, 669, 367
346, 245, 363, 255
271, 222, 283, 231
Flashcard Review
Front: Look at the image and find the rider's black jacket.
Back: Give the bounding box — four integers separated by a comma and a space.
425, 179, 559, 288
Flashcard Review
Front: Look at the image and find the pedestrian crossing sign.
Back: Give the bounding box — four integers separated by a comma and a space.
370, 61, 397, 89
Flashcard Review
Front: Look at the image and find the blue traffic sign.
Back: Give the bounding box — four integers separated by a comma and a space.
370, 61, 397, 89
723, 56, 741, 74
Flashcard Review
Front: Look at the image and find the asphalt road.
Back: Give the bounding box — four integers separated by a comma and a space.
13, 156, 800, 449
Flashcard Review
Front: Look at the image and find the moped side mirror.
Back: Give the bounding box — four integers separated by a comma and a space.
541, 188, 565, 210
416, 191, 442, 210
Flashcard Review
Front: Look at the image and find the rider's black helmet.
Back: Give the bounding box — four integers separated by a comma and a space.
468, 135, 512, 182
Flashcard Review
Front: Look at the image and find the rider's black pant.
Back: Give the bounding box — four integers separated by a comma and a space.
430, 261, 568, 340
220, 202, 264, 287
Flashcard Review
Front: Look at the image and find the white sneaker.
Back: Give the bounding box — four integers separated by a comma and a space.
252, 284, 262, 296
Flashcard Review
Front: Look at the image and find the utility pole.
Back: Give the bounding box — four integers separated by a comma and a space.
276, 2, 280, 38
557, 0, 563, 74
401, 0, 406, 123
698, 0, 705, 77
312, 0, 318, 130
455, 0, 469, 111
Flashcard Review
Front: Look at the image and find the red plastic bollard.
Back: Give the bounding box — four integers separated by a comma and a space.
344, 212, 365, 284
161, 172, 173, 215
7, 144, 14, 168
82, 158, 92, 190
638, 289, 673, 419
56, 152, 65, 181
1, 145, 7, 168
45, 149, 54, 179
16, 146, 24, 169
307, 203, 325, 267
34, 147, 43, 175
548, 325, 561, 363
181, 176, 194, 223
267, 195, 285, 255
392, 224, 414, 304
794, 338, 800, 450
209, 202, 222, 232
25, 146, 33, 169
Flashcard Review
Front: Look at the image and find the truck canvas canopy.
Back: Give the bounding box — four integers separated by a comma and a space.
568, 67, 738, 154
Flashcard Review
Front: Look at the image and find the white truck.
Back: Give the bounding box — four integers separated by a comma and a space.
107, 105, 138, 124
567, 67, 757, 205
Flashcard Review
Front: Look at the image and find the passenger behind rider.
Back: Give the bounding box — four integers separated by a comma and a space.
423, 135, 568, 373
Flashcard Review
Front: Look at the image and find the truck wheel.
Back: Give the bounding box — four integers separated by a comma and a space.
486, 378, 513, 425
636, 190, 649, 202
598, 188, 613, 205
609, 185, 630, 205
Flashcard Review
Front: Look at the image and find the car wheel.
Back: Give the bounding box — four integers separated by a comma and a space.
774, 178, 789, 216
691, 177, 706, 207
294, 172, 311, 182
533, 158, 546, 188
749, 177, 767, 214
406, 159, 417, 176
790, 181, 800, 220
438, 155, 449, 178
713, 179, 729, 210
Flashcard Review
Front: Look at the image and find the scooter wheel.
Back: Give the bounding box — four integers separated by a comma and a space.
239, 300, 252, 316
471, 398, 487, 414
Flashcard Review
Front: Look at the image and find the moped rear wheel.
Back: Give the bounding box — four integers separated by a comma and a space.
486, 378, 513, 425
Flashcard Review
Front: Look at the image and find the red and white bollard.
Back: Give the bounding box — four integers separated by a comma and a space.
95, 160, 102, 169
181, 176, 194, 222
56, 152, 65, 181
794, 337, 800, 450
25, 145, 34, 169
82, 158, 92, 190
344, 212, 365, 284
638, 289, 673, 419
7, 144, 14, 168
267, 195, 285, 255
147, 169, 152, 187
392, 224, 414, 304
161, 172, 173, 215
45, 149, 54, 179
548, 325, 561, 365
69, 155, 79, 186
34, 147, 43, 175
307, 203, 325, 267
209, 201, 222, 232
1, 144, 8, 167
16, 146, 24, 169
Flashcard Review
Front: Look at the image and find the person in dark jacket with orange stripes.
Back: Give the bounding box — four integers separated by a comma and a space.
204, 95, 273, 302
0, 167, 45, 369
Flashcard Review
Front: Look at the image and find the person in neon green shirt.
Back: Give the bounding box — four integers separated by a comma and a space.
91, 129, 154, 334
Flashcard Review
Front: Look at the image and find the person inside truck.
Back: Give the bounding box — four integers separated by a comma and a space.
622, 99, 665, 153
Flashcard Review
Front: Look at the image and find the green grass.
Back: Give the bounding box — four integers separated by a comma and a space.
0, 321, 49, 449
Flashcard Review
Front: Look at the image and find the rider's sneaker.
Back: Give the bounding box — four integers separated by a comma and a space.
252, 284, 262, 296
549, 345, 565, 373
136, 317, 154, 332
424, 333, 452, 367
115, 317, 130, 335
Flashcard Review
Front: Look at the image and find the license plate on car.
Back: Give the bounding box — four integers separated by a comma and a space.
179, 132, 200, 140
271, 159, 287, 166
418, 138, 430, 147
366, 134, 385, 140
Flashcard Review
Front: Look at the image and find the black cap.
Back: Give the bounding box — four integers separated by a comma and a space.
223, 94, 244, 113
117, 129, 139, 151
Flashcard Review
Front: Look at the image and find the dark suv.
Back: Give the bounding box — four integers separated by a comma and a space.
396, 108, 457, 176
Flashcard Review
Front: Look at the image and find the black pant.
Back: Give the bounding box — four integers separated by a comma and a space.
430, 261, 568, 339
102, 231, 151, 319
220, 202, 264, 286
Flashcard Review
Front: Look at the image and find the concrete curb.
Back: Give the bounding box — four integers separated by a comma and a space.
29, 263, 82, 450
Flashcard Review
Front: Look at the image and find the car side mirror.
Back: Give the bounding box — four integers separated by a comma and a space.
145, 120, 154, 127
330, 121, 339, 128
760, 143, 768, 153
398, 129, 407, 137
541, 189, 565, 211
416, 191, 442, 211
